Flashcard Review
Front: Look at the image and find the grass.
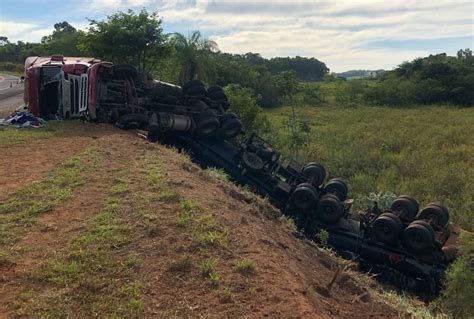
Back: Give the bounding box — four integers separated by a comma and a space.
0, 146, 98, 254
205, 167, 230, 182
200, 257, 220, 286
0, 120, 82, 147
263, 105, 474, 230
14, 165, 145, 317
235, 258, 255, 274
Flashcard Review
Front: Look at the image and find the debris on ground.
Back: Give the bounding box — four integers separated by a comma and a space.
0, 111, 47, 128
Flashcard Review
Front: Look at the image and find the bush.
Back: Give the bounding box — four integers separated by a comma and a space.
439, 231, 474, 318
224, 85, 272, 135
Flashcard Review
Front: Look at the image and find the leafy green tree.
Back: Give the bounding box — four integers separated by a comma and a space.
40, 21, 83, 56
171, 31, 217, 85
274, 70, 300, 99
78, 9, 169, 72
223, 85, 271, 135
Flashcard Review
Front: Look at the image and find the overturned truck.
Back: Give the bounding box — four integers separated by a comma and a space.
24, 56, 461, 298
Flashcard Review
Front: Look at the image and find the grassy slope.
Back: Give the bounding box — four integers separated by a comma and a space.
264, 105, 474, 230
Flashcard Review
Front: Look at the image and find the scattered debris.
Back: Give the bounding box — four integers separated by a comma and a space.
0, 111, 46, 128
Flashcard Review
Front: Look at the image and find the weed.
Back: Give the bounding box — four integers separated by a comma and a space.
236, 258, 255, 274
168, 256, 193, 273
124, 254, 139, 269
316, 229, 329, 246
175, 199, 195, 227
0, 249, 10, 266
176, 210, 192, 227
279, 215, 297, 232
158, 190, 180, 202
205, 167, 230, 182
216, 288, 233, 303
208, 272, 220, 287
200, 257, 218, 276
147, 169, 163, 188
111, 184, 129, 194
181, 198, 195, 212
197, 230, 229, 249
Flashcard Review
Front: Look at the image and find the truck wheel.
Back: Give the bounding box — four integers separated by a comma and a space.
390, 195, 419, 220
208, 90, 228, 101
194, 111, 219, 138
302, 163, 326, 187
419, 203, 449, 227
290, 183, 319, 211
242, 151, 264, 172
217, 115, 242, 140
186, 85, 207, 97
208, 85, 224, 94
324, 178, 348, 201
183, 79, 205, 91
117, 113, 148, 130
402, 220, 435, 252
373, 212, 403, 244
315, 194, 344, 224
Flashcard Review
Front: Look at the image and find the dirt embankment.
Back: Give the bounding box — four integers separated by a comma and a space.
0, 122, 403, 318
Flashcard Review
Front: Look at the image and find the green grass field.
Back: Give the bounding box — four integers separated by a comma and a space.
263, 105, 474, 230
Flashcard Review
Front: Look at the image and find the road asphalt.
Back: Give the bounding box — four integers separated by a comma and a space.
0, 74, 25, 118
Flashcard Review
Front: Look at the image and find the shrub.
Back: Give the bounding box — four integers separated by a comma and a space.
439, 231, 474, 317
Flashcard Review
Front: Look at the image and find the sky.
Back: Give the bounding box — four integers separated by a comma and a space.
0, 0, 473, 72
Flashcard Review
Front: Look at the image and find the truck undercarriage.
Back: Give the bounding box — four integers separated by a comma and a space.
23, 56, 461, 299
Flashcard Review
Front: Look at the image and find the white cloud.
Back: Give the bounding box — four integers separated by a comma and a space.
3, 0, 472, 71
153, 0, 473, 71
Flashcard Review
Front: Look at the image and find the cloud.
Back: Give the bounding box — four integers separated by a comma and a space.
3, 0, 472, 71
152, 0, 472, 71
0, 21, 53, 43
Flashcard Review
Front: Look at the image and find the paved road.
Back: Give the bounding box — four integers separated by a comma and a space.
0, 74, 25, 118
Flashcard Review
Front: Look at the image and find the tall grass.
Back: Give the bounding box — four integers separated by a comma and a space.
264, 105, 474, 230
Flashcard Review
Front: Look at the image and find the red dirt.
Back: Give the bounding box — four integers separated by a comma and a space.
0, 123, 403, 318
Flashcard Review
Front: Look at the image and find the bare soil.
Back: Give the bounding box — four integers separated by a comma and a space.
0, 122, 402, 318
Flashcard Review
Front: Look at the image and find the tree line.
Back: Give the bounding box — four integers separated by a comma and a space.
1, 9, 472, 107
0, 9, 328, 107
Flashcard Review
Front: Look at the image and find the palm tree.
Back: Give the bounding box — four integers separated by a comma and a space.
171, 31, 218, 85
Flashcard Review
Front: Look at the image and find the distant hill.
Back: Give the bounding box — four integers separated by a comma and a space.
334, 69, 384, 80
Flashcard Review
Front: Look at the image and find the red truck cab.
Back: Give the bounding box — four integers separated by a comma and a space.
24, 55, 104, 119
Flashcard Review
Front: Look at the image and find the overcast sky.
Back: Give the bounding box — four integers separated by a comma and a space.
1, 0, 473, 72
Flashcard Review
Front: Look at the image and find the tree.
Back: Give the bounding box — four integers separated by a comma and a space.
78, 9, 169, 72
171, 31, 218, 85
41, 21, 83, 56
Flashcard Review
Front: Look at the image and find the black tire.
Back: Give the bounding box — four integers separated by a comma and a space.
290, 183, 319, 211
194, 111, 219, 138
185, 85, 207, 96
315, 194, 344, 225
373, 213, 403, 245
242, 151, 264, 172
208, 90, 227, 101
183, 79, 205, 91
117, 113, 148, 130
217, 116, 242, 140
113, 64, 138, 79
402, 220, 435, 252
208, 85, 224, 95
390, 196, 419, 220
221, 100, 230, 111
302, 163, 326, 187
324, 178, 348, 201
419, 203, 449, 227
